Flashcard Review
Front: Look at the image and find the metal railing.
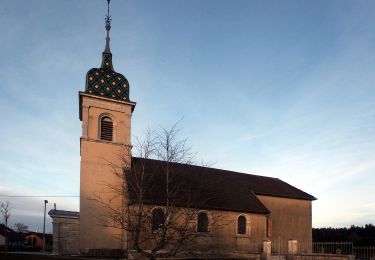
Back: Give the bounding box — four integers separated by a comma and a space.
298, 241, 375, 259
311, 242, 353, 254
353, 246, 375, 259
272, 237, 288, 255
230, 240, 375, 259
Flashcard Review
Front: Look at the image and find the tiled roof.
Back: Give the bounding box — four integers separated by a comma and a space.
48, 209, 80, 218
85, 51, 130, 102
127, 158, 316, 214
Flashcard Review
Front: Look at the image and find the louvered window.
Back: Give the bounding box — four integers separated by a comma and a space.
100, 116, 113, 141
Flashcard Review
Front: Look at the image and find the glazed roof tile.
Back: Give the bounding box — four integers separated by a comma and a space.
85, 51, 130, 101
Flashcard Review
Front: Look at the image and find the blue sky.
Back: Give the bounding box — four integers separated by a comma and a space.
0, 0, 374, 233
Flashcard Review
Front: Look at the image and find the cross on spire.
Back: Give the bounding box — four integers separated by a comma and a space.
104, 0, 111, 53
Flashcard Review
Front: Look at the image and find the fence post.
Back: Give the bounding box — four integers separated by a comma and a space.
287, 239, 298, 260
261, 240, 272, 260
288, 239, 298, 254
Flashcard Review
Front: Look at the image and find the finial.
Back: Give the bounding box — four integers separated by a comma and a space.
104, 0, 111, 53
105, 0, 111, 31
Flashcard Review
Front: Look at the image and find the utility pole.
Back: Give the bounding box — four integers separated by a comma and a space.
43, 200, 48, 251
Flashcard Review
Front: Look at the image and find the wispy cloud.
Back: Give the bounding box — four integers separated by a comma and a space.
1, 0, 375, 229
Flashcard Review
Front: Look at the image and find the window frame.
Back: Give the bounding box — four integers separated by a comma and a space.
196, 211, 210, 233
236, 214, 251, 237
266, 215, 272, 238
99, 114, 115, 142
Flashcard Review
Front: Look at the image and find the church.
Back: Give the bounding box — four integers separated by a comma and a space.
49, 1, 316, 258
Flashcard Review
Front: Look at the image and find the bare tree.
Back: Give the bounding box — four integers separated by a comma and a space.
0, 201, 11, 227
13, 222, 29, 233
93, 123, 222, 259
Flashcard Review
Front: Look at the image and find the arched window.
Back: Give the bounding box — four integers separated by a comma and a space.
151, 208, 165, 231
197, 212, 208, 233
100, 116, 113, 141
237, 215, 247, 235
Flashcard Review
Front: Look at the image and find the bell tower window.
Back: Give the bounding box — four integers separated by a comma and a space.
100, 116, 113, 141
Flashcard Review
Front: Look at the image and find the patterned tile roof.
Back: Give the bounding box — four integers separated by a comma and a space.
85, 51, 130, 101
85, 12, 130, 102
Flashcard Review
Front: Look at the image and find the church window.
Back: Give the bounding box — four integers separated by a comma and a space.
100, 116, 113, 141
237, 215, 247, 234
197, 212, 209, 233
151, 208, 165, 231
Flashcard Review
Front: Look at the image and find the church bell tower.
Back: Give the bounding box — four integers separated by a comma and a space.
79, 0, 135, 253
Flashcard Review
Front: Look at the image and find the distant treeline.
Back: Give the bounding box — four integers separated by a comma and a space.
313, 224, 375, 246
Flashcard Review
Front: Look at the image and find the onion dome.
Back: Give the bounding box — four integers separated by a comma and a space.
85, 0, 130, 101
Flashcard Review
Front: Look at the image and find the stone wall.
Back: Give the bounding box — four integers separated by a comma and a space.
127, 207, 267, 256
51, 216, 79, 255
79, 93, 132, 252
257, 195, 313, 246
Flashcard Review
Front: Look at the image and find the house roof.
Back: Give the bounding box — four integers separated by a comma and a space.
128, 157, 316, 215
48, 209, 80, 218
0, 224, 23, 241
25, 232, 53, 243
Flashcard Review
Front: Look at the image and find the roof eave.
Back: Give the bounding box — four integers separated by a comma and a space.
254, 191, 317, 201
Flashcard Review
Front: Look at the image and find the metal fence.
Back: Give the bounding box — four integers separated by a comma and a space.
298, 241, 375, 259
272, 237, 288, 255
353, 246, 375, 259
298, 242, 354, 254
233, 240, 375, 259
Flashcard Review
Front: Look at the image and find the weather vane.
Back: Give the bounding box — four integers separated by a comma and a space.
105, 0, 111, 32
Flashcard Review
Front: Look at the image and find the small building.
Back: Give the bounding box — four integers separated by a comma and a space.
48, 209, 79, 255
0, 224, 24, 251
24, 232, 53, 251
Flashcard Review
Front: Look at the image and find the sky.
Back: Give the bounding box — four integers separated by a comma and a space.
0, 0, 374, 233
